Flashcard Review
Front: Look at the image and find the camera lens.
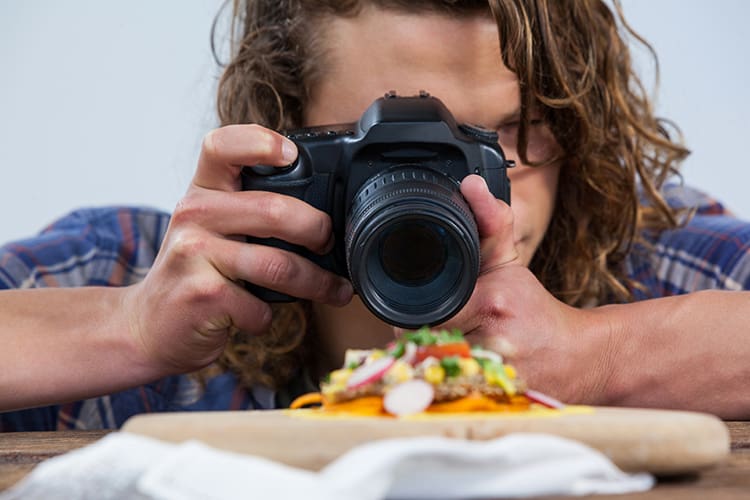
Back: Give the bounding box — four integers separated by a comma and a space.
345, 167, 480, 328
380, 221, 447, 286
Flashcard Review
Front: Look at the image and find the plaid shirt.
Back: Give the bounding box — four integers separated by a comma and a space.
2, 185, 750, 431
627, 185, 750, 297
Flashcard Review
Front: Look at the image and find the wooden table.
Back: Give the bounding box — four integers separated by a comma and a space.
1, 424, 749, 498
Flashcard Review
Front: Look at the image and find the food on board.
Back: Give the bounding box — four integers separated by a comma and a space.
290, 327, 564, 417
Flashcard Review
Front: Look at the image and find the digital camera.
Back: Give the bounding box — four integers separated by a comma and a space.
241, 91, 513, 328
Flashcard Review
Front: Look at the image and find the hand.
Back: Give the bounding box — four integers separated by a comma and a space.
122, 124, 353, 376
436, 175, 615, 404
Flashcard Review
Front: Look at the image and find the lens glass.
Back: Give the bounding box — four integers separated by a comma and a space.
379, 221, 447, 286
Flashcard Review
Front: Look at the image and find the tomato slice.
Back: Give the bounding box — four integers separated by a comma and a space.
415, 342, 472, 362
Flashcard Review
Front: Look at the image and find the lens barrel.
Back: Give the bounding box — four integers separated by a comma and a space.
345, 167, 480, 328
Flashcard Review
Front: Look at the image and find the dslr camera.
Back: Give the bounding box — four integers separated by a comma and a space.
241, 91, 513, 328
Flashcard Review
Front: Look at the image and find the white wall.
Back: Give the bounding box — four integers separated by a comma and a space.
0, 0, 223, 243
1, 1, 749, 244
620, 0, 750, 217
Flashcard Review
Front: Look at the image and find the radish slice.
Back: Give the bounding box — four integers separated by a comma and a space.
525, 389, 565, 409
346, 356, 395, 389
401, 341, 417, 365
471, 348, 502, 364
383, 380, 435, 416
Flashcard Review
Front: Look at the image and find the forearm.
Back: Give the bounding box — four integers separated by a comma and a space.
590, 290, 750, 419
0, 287, 163, 411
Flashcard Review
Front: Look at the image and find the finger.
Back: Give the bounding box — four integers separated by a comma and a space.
202, 236, 353, 306
216, 280, 274, 336
461, 175, 519, 269
177, 264, 274, 339
433, 285, 487, 336
434, 270, 511, 337
179, 270, 273, 338
173, 189, 334, 254
194, 124, 298, 191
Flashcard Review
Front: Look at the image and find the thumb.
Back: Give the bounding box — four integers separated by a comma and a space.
461, 175, 519, 270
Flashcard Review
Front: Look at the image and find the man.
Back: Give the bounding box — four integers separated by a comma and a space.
2, 0, 750, 430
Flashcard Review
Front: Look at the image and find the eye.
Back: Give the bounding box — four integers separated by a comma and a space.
496, 116, 559, 162
497, 118, 543, 134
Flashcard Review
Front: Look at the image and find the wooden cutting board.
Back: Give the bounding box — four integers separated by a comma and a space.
122, 406, 729, 475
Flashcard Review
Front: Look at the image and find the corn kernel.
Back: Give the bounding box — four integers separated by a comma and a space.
504, 364, 517, 379
497, 375, 517, 396
366, 350, 385, 363
483, 368, 498, 386
424, 364, 446, 385
329, 368, 352, 386
484, 366, 517, 396
384, 361, 414, 385
458, 358, 481, 377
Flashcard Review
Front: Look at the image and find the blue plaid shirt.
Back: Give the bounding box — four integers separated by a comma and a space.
2, 185, 750, 431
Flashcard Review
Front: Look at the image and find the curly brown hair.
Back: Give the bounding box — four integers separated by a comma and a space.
211, 0, 689, 390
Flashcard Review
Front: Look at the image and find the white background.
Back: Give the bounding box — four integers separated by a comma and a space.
1, 1, 748, 243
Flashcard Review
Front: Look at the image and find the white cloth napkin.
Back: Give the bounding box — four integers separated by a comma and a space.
1, 432, 654, 500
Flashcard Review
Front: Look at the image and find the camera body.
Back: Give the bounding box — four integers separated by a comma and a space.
241, 92, 513, 328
